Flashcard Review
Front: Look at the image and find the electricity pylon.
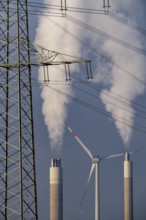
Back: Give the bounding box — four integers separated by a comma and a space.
0, 0, 38, 219
0, 1, 92, 219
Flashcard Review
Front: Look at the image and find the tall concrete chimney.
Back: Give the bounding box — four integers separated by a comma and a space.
50, 159, 63, 220
124, 152, 133, 220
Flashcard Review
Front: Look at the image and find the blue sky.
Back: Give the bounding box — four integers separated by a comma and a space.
29, 0, 146, 219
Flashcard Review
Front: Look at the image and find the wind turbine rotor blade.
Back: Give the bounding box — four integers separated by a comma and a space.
80, 163, 95, 206
67, 126, 93, 159
129, 151, 139, 154
102, 151, 138, 161
103, 153, 124, 160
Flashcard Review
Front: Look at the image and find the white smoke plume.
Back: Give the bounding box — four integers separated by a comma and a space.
100, 41, 145, 146
35, 0, 90, 152
35, 0, 146, 149
95, 1, 146, 146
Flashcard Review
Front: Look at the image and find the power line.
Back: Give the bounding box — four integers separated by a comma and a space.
45, 16, 146, 86
0, 0, 106, 16
108, 11, 146, 36
2, 0, 144, 37
66, 14, 146, 56
34, 77, 146, 111
23, 0, 146, 37
45, 85, 146, 134
74, 76, 146, 113
2, 75, 145, 124
29, 59, 146, 113
70, 83, 146, 120
27, 1, 106, 14
3, 0, 145, 39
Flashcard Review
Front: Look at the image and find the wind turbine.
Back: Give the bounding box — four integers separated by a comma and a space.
67, 126, 135, 220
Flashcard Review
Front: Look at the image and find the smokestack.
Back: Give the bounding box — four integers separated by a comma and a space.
50, 159, 63, 220
124, 152, 133, 220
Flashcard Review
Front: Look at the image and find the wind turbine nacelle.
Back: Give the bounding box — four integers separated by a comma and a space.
92, 156, 100, 163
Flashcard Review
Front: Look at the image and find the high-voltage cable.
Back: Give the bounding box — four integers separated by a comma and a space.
45, 16, 146, 86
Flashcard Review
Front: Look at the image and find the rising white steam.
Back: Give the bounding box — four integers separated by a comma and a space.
35, 0, 146, 149
95, 2, 146, 146
35, 0, 89, 151
100, 40, 145, 146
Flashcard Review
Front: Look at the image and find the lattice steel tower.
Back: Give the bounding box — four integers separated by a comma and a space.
0, 0, 38, 219
0, 0, 94, 219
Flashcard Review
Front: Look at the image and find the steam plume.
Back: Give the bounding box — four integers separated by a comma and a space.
35, 0, 87, 151
95, 2, 146, 146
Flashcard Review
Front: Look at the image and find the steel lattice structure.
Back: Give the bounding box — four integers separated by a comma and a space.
0, 0, 93, 219
0, 0, 38, 219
